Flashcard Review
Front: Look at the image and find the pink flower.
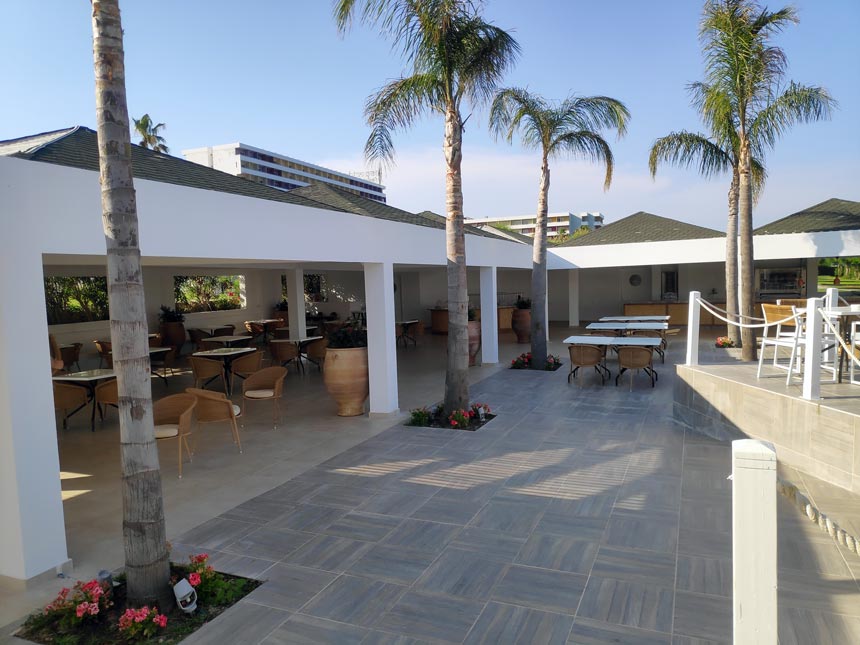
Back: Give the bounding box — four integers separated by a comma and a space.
153, 613, 168, 628
188, 572, 201, 587
88, 603, 100, 616
76, 602, 89, 618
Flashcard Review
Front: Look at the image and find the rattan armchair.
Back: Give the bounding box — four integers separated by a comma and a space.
153, 393, 196, 478
53, 382, 90, 429
305, 338, 329, 370
60, 342, 83, 372
94, 340, 113, 369
615, 346, 657, 389
270, 340, 300, 370
568, 344, 608, 386
230, 350, 263, 395
242, 366, 287, 429
273, 327, 291, 340
244, 321, 265, 344
189, 356, 228, 395
185, 387, 243, 453
188, 328, 212, 352
94, 378, 119, 422
630, 330, 666, 363
49, 334, 65, 374
151, 347, 177, 380
212, 325, 235, 337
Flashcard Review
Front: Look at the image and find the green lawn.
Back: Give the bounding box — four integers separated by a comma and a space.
818, 275, 860, 290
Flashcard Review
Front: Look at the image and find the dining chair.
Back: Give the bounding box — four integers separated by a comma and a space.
53, 382, 89, 429
244, 321, 265, 344
95, 378, 119, 422
305, 338, 329, 370
230, 350, 264, 395
60, 342, 83, 372
213, 325, 235, 337
185, 387, 243, 453
615, 346, 657, 389
188, 328, 212, 352
568, 344, 608, 386
242, 366, 287, 429
273, 327, 291, 340
94, 339, 113, 369
199, 339, 224, 351
189, 356, 228, 395
630, 330, 666, 363
270, 341, 300, 371
148, 334, 163, 348
153, 393, 196, 478
150, 347, 177, 380
757, 304, 801, 383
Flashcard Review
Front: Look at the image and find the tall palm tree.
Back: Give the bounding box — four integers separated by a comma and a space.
334, 0, 519, 412
91, 0, 172, 609
489, 88, 629, 369
133, 113, 169, 153
649, 83, 767, 348
700, 0, 834, 360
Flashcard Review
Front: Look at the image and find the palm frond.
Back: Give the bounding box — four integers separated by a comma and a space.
750, 156, 767, 203
552, 130, 615, 190
560, 95, 630, 140
749, 82, 836, 152
648, 130, 733, 179
488, 87, 546, 149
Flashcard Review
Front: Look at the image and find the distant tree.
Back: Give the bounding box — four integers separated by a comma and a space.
133, 113, 169, 153
489, 87, 628, 368
572, 225, 591, 239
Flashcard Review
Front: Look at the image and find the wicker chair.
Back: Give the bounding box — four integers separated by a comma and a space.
60, 342, 83, 372
230, 350, 264, 395
615, 346, 657, 389
305, 338, 329, 370
153, 393, 196, 478
188, 329, 212, 352
189, 356, 228, 395
273, 327, 291, 340
270, 341, 300, 371
199, 339, 224, 351
212, 325, 235, 337
242, 366, 287, 429
630, 330, 666, 363
95, 378, 119, 422
151, 347, 177, 380
568, 344, 608, 386
53, 382, 90, 429
244, 321, 266, 344
49, 334, 65, 374
185, 388, 243, 453
148, 334, 163, 348
94, 340, 113, 369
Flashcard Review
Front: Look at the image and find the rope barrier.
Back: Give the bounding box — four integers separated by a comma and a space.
816, 307, 860, 370
697, 298, 801, 330
695, 300, 764, 322
778, 477, 860, 557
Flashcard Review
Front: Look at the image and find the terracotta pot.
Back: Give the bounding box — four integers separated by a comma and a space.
159, 321, 186, 353
324, 347, 369, 416
511, 309, 531, 344
468, 321, 481, 367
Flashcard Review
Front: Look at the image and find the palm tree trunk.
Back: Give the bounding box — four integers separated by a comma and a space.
443, 106, 469, 413
530, 155, 550, 369
91, 0, 173, 609
725, 170, 741, 346
737, 137, 757, 361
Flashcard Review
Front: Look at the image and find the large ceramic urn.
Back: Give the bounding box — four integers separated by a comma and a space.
511, 308, 531, 344
468, 321, 482, 367
324, 347, 369, 416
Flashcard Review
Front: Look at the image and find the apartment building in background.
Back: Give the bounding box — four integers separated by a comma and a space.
183, 142, 387, 203
464, 211, 605, 239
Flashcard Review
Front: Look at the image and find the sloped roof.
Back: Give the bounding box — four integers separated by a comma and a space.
555, 211, 724, 247
0, 126, 334, 211
753, 198, 860, 235
290, 185, 500, 238
471, 224, 532, 245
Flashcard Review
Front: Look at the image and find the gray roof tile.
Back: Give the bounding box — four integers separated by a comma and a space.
556, 211, 724, 247
753, 198, 860, 235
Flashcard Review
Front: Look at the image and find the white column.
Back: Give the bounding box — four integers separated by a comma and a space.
686, 291, 701, 366
568, 269, 580, 327
0, 250, 70, 584
650, 266, 661, 301
364, 262, 399, 415
802, 296, 822, 400
732, 439, 777, 645
480, 266, 498, 364
284, 268, 307, 340
805, 258, 818, 298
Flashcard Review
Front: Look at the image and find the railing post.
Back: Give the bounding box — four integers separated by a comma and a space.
825, 287, 839, 310
686, 291, 701, 366
732, 439, 777, 645
802, 297, 822, 400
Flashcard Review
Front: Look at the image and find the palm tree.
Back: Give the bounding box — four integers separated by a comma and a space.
334, 0, 519, 412
649, 83, 767, 348
700, 0, 834, 360
133, 113, 169, 153
91, 0, 172, 609
489, 88, 629, 369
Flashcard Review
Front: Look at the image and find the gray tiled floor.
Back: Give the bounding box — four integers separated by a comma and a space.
163, 343, 860, 643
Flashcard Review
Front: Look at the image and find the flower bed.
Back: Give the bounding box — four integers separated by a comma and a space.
17, 553, 260, 645
510, 352, 563, 371
715, 336, 735, 348
407, 402, 494, 431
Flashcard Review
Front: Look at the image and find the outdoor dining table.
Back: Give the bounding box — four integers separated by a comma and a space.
808, 306, 860, 383
107, 347, 173, 384
586, 321, 669, 332
247, 319, 283, 344
52, 368, 116, 431
270, 336, 325, 371
564, 335, 663, 347
192, 346, 256, 390
599, 315, 671, 322
396, 320, 420, 348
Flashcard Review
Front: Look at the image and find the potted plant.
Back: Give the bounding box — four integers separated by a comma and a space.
324, 324, 369, 416
272, 300, 289, 321
511, 297, 531, 343
467, 308, 481, 366
158, 305, 186, 353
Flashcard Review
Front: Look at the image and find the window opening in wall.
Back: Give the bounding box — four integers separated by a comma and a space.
44, 276, 110, 324
174, 275, 245, 313
661, 270, 678, 301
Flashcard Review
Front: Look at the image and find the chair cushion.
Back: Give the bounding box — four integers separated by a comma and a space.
154, 424, 179, 439
245, 389, 275, 399
232, 404, 242, 417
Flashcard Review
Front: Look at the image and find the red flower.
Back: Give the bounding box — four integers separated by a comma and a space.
188, 572, 201, 587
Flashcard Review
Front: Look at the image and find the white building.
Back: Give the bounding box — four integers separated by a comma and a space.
183, 142, 387, 203
465, 211, 604, 239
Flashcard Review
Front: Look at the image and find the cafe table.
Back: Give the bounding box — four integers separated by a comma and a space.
599, 315, 671, 322
192, 346, 256, 390
207, 335, 252, 346
270, 336, 325, 371
396, 320, 420, 347
247, 319, 283, 344
586, 321, 669, 332
52, 368, 116, 431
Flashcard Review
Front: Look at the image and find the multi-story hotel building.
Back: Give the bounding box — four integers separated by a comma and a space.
465, 211, 604, 239
183, 142, 387, 203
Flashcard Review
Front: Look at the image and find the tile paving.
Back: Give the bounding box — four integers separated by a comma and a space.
165, 349, 860, 644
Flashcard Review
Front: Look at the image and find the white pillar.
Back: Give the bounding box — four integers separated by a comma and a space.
364, 262, 399, 415
480, 266, 498, 364
0, 250, 70, 584
686, 291, 701, 366
802, 296, 822, 400
284, 268, 307, 340
732, 439, 777, 645
568, 269, 580, 327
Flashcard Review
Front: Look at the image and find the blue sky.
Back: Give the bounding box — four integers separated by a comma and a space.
1, 0, 857, 229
